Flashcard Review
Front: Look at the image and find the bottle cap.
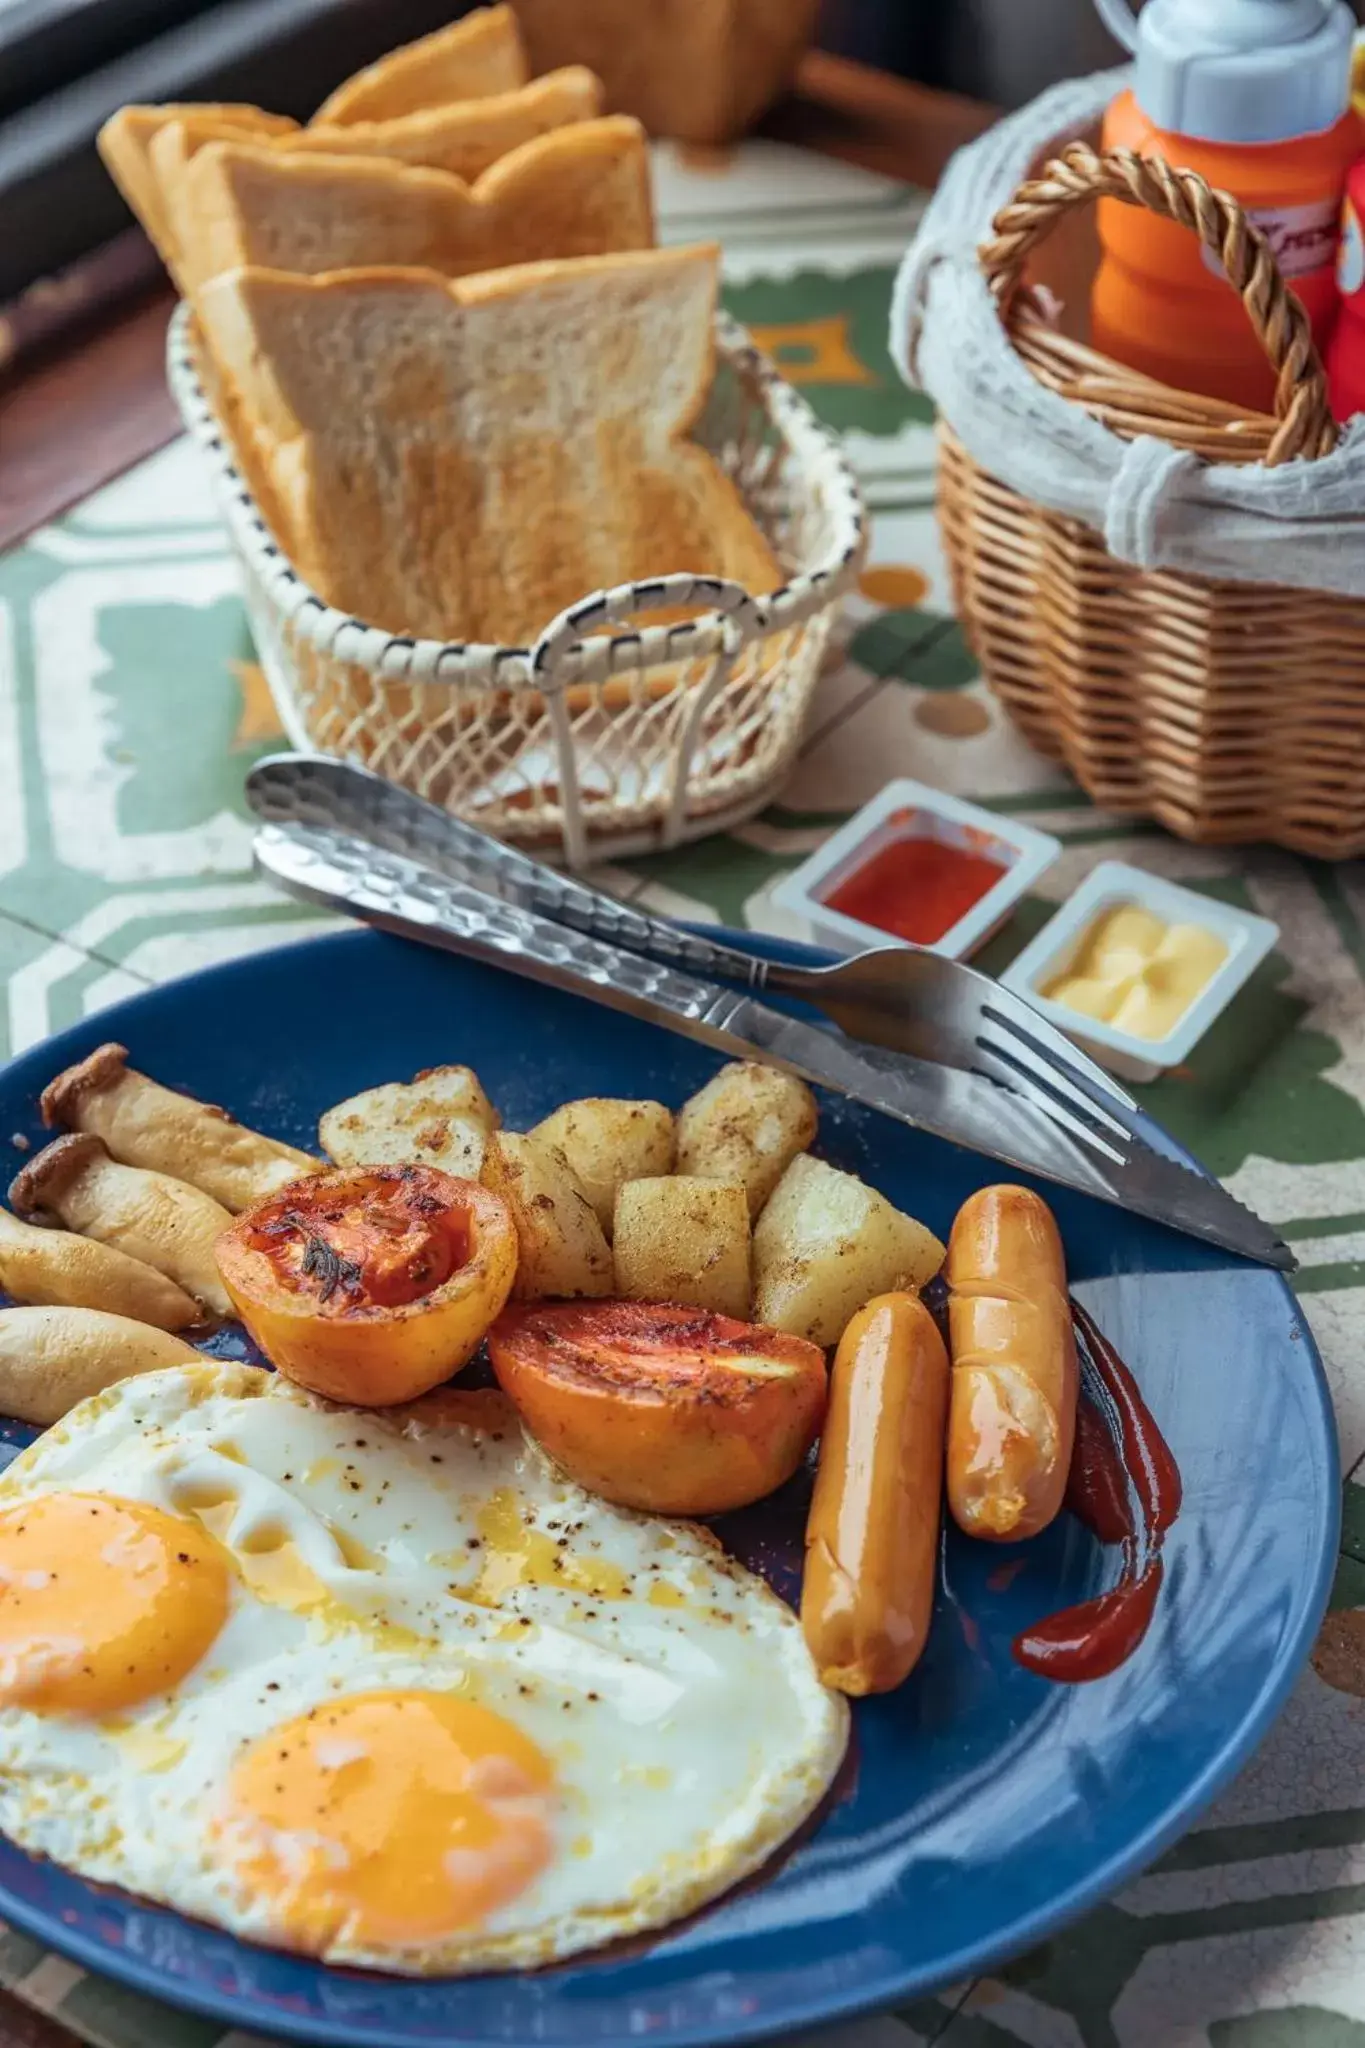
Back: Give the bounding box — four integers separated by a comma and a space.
1095, 0, 1355, 143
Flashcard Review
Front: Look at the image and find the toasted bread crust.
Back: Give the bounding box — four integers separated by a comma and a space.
97, 103, 298, 274
173, 115, 652, 296
289, 67, 603, 182
312, 4, 527, 127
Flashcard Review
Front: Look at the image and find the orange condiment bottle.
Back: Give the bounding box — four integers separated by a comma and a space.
1090, 0, 1360, 413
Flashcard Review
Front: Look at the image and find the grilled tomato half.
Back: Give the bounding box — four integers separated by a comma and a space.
488, 1300, 827, 1514
217, 1164, 516, 1405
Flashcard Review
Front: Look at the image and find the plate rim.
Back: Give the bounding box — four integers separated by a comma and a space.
0, 923, 1339, 2048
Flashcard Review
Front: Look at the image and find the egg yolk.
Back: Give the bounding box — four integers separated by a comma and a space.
217, 1691, 555, 1952
0, 1492, 231, 1715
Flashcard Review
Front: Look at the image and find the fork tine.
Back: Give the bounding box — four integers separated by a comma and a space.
978, 1024, 1137, 1155
980, 998, 1147, 1131
977, 987, 1138, 1112
974, 1035, 1130, 1166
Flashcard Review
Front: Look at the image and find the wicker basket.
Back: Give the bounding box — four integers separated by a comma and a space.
166, 302, 865, 870
937, 141, 1365, 860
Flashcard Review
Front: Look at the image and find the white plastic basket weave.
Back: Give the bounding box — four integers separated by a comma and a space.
167, 302, 866, 868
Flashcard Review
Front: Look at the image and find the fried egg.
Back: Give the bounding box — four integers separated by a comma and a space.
0, 1362, 847, 1972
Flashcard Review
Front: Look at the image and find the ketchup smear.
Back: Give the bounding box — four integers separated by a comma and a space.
824, 835, 1007, 946
1012, 1300, 1182, 1683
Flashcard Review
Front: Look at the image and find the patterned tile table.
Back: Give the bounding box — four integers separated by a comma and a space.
2, 140, 1365, 2048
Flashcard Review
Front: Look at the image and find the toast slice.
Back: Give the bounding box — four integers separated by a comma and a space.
312, 4, 527, 126
173, 117, 652, 294
194, 246, 781, 644
288, 65, 602, 182
97, 103, 297, 273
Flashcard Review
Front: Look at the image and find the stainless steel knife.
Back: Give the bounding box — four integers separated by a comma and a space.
252, 812, 1293, 1271
244, 752, 1136, 1119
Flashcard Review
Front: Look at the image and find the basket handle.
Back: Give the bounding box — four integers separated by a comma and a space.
979, 141, 1338, 465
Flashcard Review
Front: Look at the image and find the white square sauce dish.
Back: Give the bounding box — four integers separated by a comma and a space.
771, 780, 1060, 960
1000, 860, 1280, 1082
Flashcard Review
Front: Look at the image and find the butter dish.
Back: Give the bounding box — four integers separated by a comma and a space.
1001, 860, 1279, 1081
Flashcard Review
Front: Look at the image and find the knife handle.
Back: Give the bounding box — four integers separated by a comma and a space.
489, 861, 773, 993
253, 819, 760, 1040
246, 754, 773, 993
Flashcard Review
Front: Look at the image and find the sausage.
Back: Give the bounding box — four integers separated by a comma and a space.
801, 1291, 949, 1695
945, 1184, 1077, 1542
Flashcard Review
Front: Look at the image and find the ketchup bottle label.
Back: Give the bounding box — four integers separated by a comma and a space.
1201, 195, 1340, 281
1339, 195, 1364, 295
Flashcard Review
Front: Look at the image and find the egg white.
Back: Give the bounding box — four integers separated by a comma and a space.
0, 1362, 848, 1973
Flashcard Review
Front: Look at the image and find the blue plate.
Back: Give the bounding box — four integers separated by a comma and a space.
0, 927, 1338, 2048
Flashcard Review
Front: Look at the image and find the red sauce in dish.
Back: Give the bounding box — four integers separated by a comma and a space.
823, 837, 1007, 945
1012, 1300, 1182, 1683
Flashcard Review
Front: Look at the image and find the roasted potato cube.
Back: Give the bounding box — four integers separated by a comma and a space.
529, 1098, 674, 1237
753, 1154, 945, 1346
481, 1133, 612, 1301
320, 1065, 498, 1177
612, 1176, 751, 1318
675, 1061, 817, 1217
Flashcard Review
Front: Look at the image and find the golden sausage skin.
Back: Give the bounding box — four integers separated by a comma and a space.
801, 1291, 949, 1695
945, 1184, 1077, 1542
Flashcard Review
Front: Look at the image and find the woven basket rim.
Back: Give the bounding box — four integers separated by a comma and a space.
166, 300, 867, 692
978, 142, 1338, 468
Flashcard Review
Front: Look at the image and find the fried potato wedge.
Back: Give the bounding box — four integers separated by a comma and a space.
528, 1098, 673, 1236
675, 1061, 817, 1217
752, 1154, 945, 1347
612, 1176, 750, 1318
481, 1133, 612, 1301
320, 1065, 498, 1177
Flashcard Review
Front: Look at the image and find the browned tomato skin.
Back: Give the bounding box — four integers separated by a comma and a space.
489, 1300, 827, 1516
217, 1166, 517, 1406
238, 1166, 471, 1316
493, 1300, 817, 1400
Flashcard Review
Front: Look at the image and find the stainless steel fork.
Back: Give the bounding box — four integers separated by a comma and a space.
244, 752, 1150, 1170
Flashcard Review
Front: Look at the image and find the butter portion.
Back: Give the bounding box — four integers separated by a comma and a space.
1044, 903, 1228, 1041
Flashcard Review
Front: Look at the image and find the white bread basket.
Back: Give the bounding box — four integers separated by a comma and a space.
167, 303, 865, 868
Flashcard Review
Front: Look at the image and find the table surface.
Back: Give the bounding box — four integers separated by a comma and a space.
5, 46, 1365, 2048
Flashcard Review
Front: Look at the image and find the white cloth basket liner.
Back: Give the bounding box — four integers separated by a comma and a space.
889, 64, 1365, 597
